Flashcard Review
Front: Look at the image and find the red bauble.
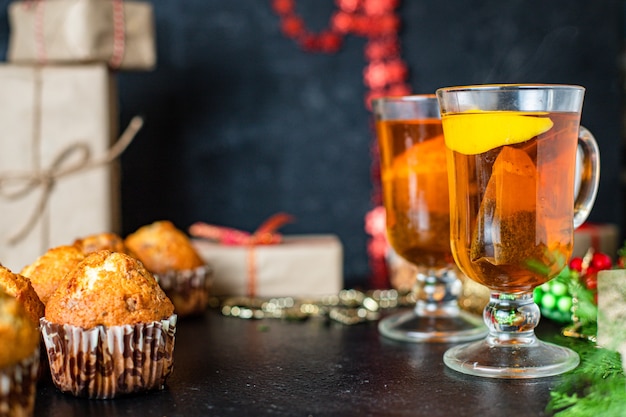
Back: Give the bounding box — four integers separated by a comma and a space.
363, 61, 390, 89
318, 31, 344, 52
331, 11, 354, 33
375, 14, 401, 35
590, 252, 612, 271
386, 82, 411, 96
363, 0, 399, 15
584, 275, 598, 290
569, 257, 583, 272
280, 15, 304, 38
385, 59, 408, 82
272, 0, 294, 15
337, 0, 361, 12
365, 38, 399, 60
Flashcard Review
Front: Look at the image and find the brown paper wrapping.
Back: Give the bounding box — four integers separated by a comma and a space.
40, 315, 177, 399
8, 0, 156, 70
0, 64, 119, 272
192, 235, 343, 297
573, 223, 619, 259
597, 269, 626, 372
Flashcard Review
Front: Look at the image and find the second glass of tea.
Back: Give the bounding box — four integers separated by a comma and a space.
437, 84, 600, 378
372, 95, 487, 343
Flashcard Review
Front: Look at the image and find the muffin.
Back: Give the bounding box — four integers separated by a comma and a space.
40, 250, 176, 399
125, 220, 211, 316
73, 232, 128, 255
0, 266, 44, 324
20, 245, 86, 305
0, 290, 40, 417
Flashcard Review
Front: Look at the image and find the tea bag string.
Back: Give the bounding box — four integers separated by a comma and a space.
0, 116, 144, 245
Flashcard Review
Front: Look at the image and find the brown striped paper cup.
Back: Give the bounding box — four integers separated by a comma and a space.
0, 347, 39, 417
155, 265, 212, 317
40, 315, 177, 399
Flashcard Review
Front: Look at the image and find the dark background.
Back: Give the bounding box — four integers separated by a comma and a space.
0, 0, 623, 288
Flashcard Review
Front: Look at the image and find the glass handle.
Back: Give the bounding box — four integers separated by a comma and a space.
573, 126, 601, 229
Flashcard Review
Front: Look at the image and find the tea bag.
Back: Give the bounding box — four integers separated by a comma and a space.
471, 146, 541, 264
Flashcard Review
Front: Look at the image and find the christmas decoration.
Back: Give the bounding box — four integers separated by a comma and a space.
534, 247, 614, 335
546, 338, 625, 417
271, 0, 411, 106
217, 288, 414, 325
364, 205, 389, 288
531, 242, 626, 415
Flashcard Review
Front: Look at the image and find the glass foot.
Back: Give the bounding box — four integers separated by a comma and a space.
444, 335, 580, 378
378, 308, 487, 343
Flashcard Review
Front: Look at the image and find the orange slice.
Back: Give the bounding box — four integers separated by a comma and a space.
382, 134, 446, 181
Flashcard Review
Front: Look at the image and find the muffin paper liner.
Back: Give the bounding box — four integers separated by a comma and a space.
155, 265, 212, 316
40, 315, 177, 399
0, 348, 39, 417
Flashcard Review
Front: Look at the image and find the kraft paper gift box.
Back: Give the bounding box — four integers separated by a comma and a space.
0, 64, 119, 272
572, 223, 619, 259
192, 235, 344, 297
597, 269, 626, 372
7, 0, 155, 70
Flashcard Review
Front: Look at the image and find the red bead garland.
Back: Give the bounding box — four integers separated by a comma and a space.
271, 0, 411, 288
271, 0, 411, 107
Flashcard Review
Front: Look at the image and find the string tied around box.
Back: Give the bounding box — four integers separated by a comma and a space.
0, 115, 144, 246
189, 213, 294, 298
22, 0, 127, 69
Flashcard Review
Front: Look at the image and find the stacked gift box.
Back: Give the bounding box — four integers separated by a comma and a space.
0, 0, 155, 272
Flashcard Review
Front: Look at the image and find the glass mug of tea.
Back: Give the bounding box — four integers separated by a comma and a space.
372, 95, 487, 343
437, 84, 600, 378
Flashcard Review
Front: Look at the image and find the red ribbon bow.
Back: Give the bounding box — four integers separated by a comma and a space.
189, 212, 294, 245
189, 213, 294, 297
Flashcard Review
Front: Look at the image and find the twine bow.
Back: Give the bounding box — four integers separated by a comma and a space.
189, 213, 294, 297
0, 116, 144, 245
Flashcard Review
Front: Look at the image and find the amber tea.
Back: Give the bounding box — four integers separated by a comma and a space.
377, 118, 452, 268
437, 84, 598, 378
373, 94, 488, 344
445, 111, 580, 292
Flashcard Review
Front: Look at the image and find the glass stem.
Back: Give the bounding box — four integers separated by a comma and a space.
414, 267, 462, 317
483, 291, 540, 345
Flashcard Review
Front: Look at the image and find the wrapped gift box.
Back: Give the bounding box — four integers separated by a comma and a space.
597, 269, 626, 372
8, 0, 155, 70
573, 223, 620, 259
192, 235, 344, 297
0, 64, 119, 272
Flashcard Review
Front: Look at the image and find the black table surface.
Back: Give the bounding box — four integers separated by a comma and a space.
33, 308, 568, 417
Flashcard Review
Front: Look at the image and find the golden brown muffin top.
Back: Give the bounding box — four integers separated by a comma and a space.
73, 232, 128, 255
124, 220, 205, 274
0, 290, 40, 368
20, 245, 86, 305
45, 250, 174, 329
0, 266, 44, 324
